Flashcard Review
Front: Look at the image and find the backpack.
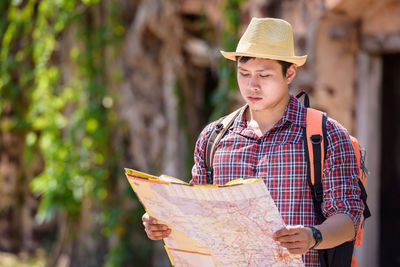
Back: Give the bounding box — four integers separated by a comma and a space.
203, 92, 371, 267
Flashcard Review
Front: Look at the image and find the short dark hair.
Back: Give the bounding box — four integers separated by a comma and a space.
235, 56, 293, 76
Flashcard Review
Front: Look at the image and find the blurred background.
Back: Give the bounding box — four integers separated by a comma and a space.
0, 0, 399, 266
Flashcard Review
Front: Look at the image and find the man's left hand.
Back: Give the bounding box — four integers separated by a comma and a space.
273, 225, 316, 254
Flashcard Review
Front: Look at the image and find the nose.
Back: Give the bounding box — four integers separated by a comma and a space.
248, 75, 260, 90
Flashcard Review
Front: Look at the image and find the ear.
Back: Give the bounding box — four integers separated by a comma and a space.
286, 64, 297, 84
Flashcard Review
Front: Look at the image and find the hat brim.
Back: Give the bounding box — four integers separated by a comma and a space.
220, 51, 307, 66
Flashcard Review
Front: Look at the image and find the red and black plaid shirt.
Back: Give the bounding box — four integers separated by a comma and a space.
191, 95, 363, 266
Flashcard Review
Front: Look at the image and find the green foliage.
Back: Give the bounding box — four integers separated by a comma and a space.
25, 0, 107, 220
1, 0, 148, 265
209, 0, 244, 121
0, 0, 243, 264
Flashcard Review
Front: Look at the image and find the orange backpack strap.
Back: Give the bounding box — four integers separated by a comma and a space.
204, 107, 242, 184
305, 108, 356, 266
303, 99, 370, 265
305, 108, 327, 223
306, 108, 326, 185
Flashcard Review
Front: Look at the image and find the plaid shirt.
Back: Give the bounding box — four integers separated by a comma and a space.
191, 95, 363, 266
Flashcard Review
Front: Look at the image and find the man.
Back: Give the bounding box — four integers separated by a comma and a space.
142, 17, 363, 266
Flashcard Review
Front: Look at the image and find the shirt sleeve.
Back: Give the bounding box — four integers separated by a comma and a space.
190, 122, 218, 185
321, 118, 364, 234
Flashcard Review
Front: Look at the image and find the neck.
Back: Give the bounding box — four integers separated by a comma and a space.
246, 94, 290, 135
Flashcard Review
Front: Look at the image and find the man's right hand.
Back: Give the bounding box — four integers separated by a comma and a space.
142, 213, 171, 240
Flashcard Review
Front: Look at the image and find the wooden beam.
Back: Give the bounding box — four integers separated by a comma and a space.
361, 34, 400, 54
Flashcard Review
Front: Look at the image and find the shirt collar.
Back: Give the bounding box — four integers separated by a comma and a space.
232, 94, 307, 131
276, 94, 307, 128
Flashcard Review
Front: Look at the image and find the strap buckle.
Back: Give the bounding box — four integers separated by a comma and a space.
215, 123, 223, 133
206, 170, 213, 184
314, 188, 323, 202
311, 134, 322, 145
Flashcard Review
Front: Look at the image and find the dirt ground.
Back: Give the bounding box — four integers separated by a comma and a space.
0, 251, 46, 267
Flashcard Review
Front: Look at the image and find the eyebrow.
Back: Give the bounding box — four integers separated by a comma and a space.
237, 66, 271, 72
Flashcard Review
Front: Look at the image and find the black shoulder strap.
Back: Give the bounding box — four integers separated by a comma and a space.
204, 108, 242, 184
296, 91, 310, 108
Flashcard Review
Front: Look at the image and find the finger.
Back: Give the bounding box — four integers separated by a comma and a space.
147, 232, 168, 240
284, 225, 304, 234
144, 222, 169, 232
287, 247, 307, 254
274, 225, 304, 238
147, 225, 169, 232
273, 227, 287, 238
280, 240, 307, 249
145, 227, 171, 233
148, 216, 158, 224
142, 213, 158, 224
142, 213, 150, 223
145, 228, 171, 240
276, 233, 308, 243
143, 222, 171, 235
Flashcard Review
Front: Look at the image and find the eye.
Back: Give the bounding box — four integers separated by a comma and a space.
260, 74, 271, 78
239, 72, 249, 77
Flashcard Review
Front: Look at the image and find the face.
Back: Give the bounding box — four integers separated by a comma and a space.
237, 58, 297, 113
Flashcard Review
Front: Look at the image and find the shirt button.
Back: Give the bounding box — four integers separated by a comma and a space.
252, 167, 257, 174
257, 139, 262, 144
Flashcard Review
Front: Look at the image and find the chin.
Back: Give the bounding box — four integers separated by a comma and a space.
248, 104, 266, 112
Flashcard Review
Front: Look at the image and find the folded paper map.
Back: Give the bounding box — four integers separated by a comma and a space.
125, 168, 304, 267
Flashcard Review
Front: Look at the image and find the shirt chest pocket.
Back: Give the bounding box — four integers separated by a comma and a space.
266, 142, 305, 166
257, 126, 305, 177
212, 136, 258, 183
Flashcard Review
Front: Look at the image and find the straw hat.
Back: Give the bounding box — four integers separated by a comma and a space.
221, 17, 307, 66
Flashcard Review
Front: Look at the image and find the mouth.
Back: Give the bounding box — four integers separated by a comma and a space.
247, 96, 262, 102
